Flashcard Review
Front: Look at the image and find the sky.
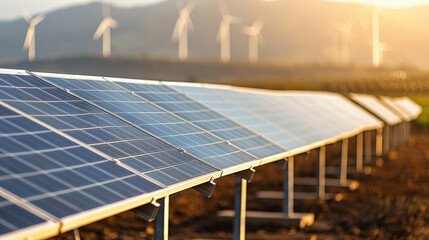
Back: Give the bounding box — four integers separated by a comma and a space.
1, 0, 429, 21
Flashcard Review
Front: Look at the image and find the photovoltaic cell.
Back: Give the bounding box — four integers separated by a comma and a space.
0, 195, 47, 236
40, 75, 257, 169
169, 85, 311, 150
0, 72, 217, 187
393, 97, 422, 120
109, 80, 285, 158
350, 93, 402, 125
380, 96, 411, 121
275, 93, 381, 134
0, 103, 162, 219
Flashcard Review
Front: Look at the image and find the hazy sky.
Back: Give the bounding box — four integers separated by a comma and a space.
1, 0, 429, 21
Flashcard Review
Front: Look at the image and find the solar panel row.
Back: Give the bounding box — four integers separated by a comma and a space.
0, 68, 419, 240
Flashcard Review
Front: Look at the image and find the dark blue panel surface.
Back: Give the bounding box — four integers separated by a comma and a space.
0, 102, 163, 219
0, 73, 218, 188
114, 81, 286, 158
42, 76, 257, 169
0, 195, 47, 235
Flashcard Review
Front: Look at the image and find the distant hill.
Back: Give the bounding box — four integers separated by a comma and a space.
1, 0, 429, 67
1, 56, 423, 84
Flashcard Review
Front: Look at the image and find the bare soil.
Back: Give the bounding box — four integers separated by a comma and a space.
53, 124, 429, 240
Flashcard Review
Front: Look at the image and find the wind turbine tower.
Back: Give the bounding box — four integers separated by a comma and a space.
333, 22, 353, 65
172, 0, 197, 61
22, 10, 45, 62
93, 3, 118, 58
242, 19, 264, 63
217, 1, 240, 63
372, 0, 383, 67
379, 42, 389, 66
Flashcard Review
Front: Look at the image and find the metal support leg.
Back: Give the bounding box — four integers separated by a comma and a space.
406, 121, 411, 144
393, 124, 399, 148
340, 138, 349, 185
154, 196, 169, 240
72, 229, 81, 240
376, 128, 383, 157
284, 156, 294, 216
364, 131, 372, 164
356, 133, 363, 172
317, 146, 326, 200
383, 126, 390, 155
233, 177, 247, 240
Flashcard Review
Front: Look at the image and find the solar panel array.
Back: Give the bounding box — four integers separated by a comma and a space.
1, 68, 421, 240
349, 93, 402, 125
170, 84, 383, 153
392, 97, 423, 120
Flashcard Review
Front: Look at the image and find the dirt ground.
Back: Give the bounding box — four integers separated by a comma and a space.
54, 124, 429, 240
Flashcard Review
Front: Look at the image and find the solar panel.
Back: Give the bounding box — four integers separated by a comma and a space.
278, 92, 383, 133
350, 93, 402, 125
170, 84, 382, 150
33, 73, 260, 172
0, 195, 54, 238
393, 97, 422, 120
380, 96, 411, 121
168, 84, 310, 150
0, 100, 164, 232
0, 70, 218, 188
209, 88, 329, 143
106, 78, 286, 159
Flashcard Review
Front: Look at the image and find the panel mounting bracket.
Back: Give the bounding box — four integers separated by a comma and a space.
274, 158, 288, 169
132, 197, 161, 222
193, 177, 216, 197
298, 151, 310, 161
235, 167, 256, 182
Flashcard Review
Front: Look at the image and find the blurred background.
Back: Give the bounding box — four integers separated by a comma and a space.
2, 1, 429, 239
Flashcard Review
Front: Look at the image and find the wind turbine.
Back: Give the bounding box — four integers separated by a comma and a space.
93, 3, 118, 58
333, 21, 353, 65
22, 10, 45, 62
217, 1, 240, 63
372, 0, 383, 67
379, 42, 389, 66
242, 19, 264, 62
172, 0, 197, 61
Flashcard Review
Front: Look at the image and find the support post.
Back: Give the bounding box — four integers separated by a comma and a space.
233, 177, 247, 240
340, 138, 349, 185
72, 229, 81, 240
284, 156, 294, 216
364, 131, 372, 165
376, 128, 383, 157
356, 133, 363, 172
383, 126, 390, 155
154, 196, 169, 240
317, 146, 326, 200
406, 121, 411, 144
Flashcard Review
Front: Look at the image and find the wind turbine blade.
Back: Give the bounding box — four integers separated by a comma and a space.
228, 16, 241, 24
21, 9, 33, 23
107, 17, 119, 28
219, 1, 229, 16
23, 27, 34, 49
187, 17, 194, 31
31, 14, 45, 26
93, 21, 108, 40
242, 26, 253, 35
172, 18, 183, 41
252, 19, 264, 34
185, 0, 197, 14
